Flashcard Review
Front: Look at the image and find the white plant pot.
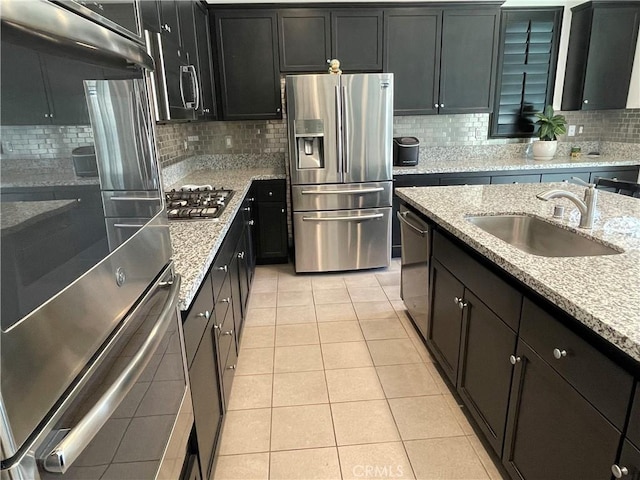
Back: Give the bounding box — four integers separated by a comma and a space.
532, 140, 558, 161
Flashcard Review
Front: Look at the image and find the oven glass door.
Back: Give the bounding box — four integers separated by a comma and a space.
0, 42, 162, 331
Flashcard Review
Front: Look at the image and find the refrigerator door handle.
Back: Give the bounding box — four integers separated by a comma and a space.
301, 187, 384, 195
341, 86, 349, 173
335, 85, 343, 173
302, 213, 383, 222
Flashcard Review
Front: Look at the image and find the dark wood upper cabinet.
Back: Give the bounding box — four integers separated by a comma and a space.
439, 7, 500, 114
331, 10, 383, 71
383, 9, 441, 115
159, 0, 181, 45
193, 2, 217, 119
490, 8, 563, 138
213, 10, 282, 120
278, 9, 331, 72
562, 1, 640, 111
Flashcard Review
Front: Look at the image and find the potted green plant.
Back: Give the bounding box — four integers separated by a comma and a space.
532, 105, 567, 160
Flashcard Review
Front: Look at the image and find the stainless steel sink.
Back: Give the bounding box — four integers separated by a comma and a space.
466, 214, 622, 257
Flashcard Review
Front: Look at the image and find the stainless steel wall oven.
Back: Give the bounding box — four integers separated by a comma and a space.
0, 2, 191, 479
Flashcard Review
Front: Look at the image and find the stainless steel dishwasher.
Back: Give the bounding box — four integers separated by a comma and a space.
397, 204, 431, 339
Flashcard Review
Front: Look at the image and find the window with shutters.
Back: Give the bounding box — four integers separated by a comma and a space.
490, 8, 563, 138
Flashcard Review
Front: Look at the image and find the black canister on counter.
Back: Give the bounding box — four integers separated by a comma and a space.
393, 137, 420, 166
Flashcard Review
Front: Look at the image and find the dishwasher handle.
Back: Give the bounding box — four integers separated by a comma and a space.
397, 211, 429, 237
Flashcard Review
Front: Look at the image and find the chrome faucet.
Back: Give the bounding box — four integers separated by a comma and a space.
536, 177, 598, 228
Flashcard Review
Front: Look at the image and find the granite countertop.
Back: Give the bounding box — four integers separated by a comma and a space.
1, 170, 100, 188
167, 168, 286, 311
396, 183, 640, 362
393, 155, 640, 175
1, 199, 79, 235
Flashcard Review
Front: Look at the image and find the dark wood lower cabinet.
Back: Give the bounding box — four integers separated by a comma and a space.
457, 290, 517, 455
503, 340, 621, 480
616, 441, 640, 480
427, 258, 464, 385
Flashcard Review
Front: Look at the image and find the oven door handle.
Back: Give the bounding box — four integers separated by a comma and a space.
397, 211, 429, 236
41, 275, 182, 474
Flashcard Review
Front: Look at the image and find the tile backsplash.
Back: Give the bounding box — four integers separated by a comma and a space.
0, 125, 93, 161
156, 108, 640, 169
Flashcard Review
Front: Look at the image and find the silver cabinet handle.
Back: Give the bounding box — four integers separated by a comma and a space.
268, 191, 273, 196
196, 310, 210, 320
243, 207, 251, 212
454, 296, 462, 305
396, 211, 428, 236
248, 220, 255, 226
440, 103, 444, 108
42, 274, 181, 473
301, 187, 384, 195
190, 65, 200, 111
553, 348, 567, 359
238, 252, 245, 259
213, 323, 222, 330
179, 65, 187, 109
223, 330, 234, 336
218, 265, 228, 272
459, 301, 468, 310
612, 465, 629, 478
221, 297, 231, 303
302, 213, 383, 222
434, 103, 439, 108
227, 364, 236, 370
584, 99, 589, 104
114, 223, 144, 228
509, 355, 521, 365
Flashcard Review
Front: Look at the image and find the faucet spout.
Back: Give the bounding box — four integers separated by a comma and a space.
536, 186, 597, 229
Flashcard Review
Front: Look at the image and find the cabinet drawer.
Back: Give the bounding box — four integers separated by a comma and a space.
216, 305, 236, 370
541, 171, 589, 183
183, 275, 215, 368
214, 275, 233, 327
222, 342, 238, 408
520, 298, 634, 429
212, 231, 238, 298
432, 230, 522, 331
628, 383, 640, 449
254, 179, 286, 202
591, 168, 639, 184
490, 174, 541, 184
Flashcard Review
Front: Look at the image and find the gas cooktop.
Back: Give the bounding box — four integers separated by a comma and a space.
165, 185, 234, 220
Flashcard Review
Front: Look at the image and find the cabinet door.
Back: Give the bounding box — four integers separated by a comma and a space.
0, 42, 50, 125
440, 8, 499, 113
278, 9, 331, 72
331, 10, 383, 71
215, 11, 282, 120
503, 340, 621, 480
582, 5, 640, 110
139, 0, 161, 33
255, 202, 289, 263
178, 1, 198, 63
193, 2, 216, 119
189, 325, 223, 480
159, 0, 181, 45
183, 275, 215, 369
427, 258, 465, 385
384, 9, 441, 115
457, 291, 517, 455
42, 55, 99, 125
615, 440, 640, 480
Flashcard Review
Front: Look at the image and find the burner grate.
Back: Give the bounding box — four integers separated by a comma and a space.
165, 187, 234, 220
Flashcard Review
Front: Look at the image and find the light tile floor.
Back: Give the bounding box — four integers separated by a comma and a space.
212, 261, 505, 480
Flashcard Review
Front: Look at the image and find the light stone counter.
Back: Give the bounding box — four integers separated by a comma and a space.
166, 168, 286, 311
1, 199, 78, 235
396, 183, 640, 362
393, 155, 639, 175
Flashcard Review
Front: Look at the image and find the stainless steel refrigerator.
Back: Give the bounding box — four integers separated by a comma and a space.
286, 73, 394, 273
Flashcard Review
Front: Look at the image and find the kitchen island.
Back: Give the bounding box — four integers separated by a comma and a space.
396, 182, 640, 362
396, 182, 640, 480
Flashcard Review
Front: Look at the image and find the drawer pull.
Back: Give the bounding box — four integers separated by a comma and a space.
213, 323, 222, 330
509, 355, 521, 365
218, 265, 228, 273
227, 364, 236, 370
243, 207, 251, 212
612, 465, 629, 478
221, 297, 231, 303
249, 220, 255, 226
223, 330, 234, 336
238, 251, 245, 259
196, 310, 210, 320
553, 348, 567, 359
454, 296, 462, 305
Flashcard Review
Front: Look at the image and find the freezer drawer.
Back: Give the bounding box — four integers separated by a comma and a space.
292, 181, 392, 212
293, 207, 391, 272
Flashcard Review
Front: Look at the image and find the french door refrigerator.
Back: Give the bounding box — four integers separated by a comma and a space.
287, 73, 394, 273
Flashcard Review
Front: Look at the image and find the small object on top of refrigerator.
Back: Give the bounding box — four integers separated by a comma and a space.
287, 73, 394, 273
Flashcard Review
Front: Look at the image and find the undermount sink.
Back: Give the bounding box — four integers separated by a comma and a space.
466, 214, 622, 257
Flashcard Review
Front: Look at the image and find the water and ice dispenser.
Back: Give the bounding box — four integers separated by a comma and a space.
294, 119, 324, 169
